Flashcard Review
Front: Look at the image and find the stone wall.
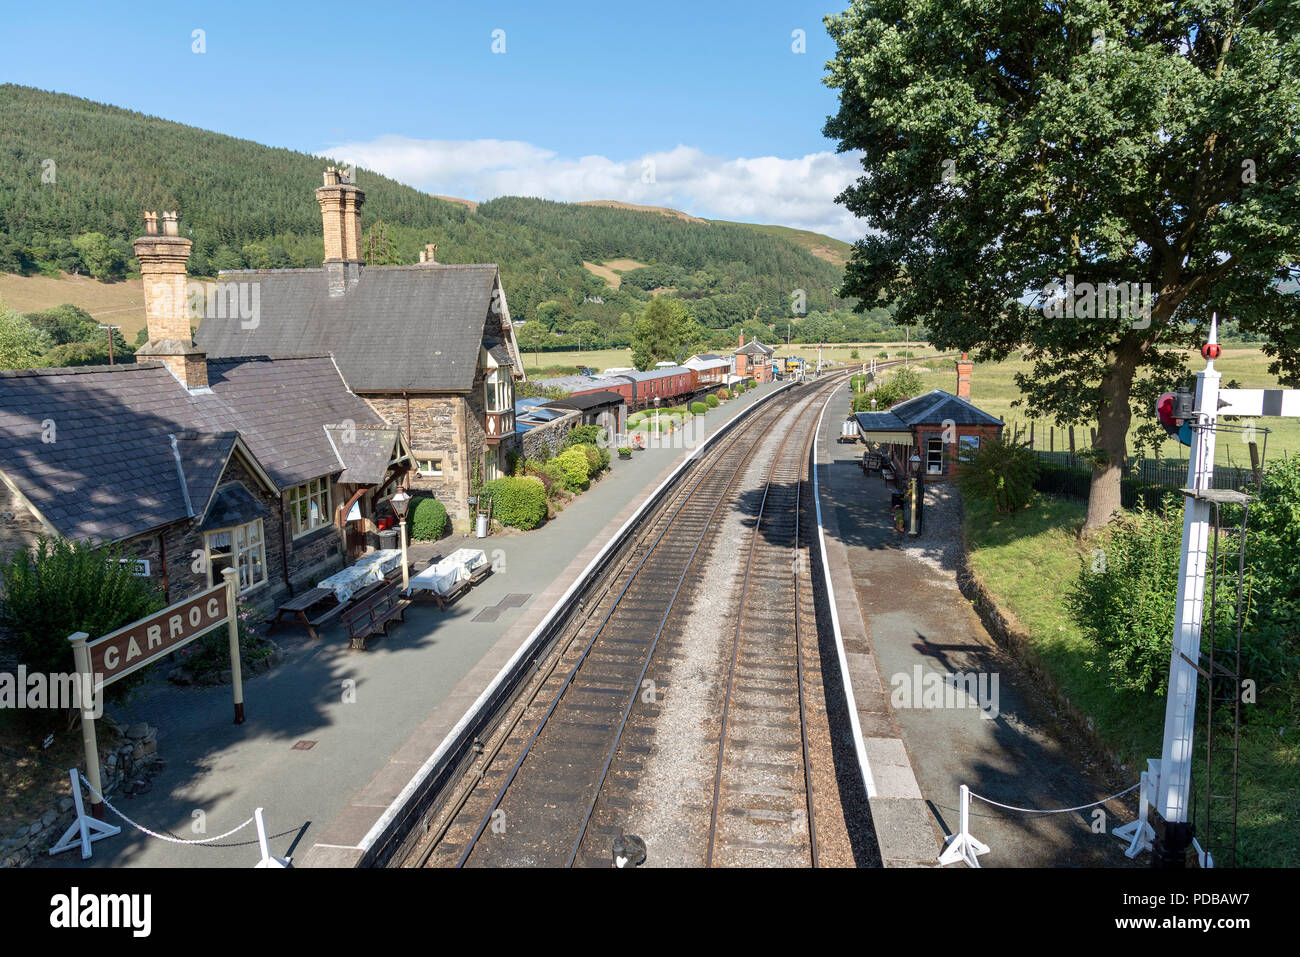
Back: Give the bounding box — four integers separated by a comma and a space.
520, 412, 579, 461
364, 393, 473, 532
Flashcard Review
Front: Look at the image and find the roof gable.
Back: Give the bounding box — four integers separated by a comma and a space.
195, 263, 502, 392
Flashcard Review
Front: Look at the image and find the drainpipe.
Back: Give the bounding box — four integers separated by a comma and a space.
158, 531, 170, 604
279, 494, 292, 595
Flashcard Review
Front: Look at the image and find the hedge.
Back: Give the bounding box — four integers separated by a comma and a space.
565, 424, 606, 449
409, 495, 449, 540
690, 401, 708, 415
705, 394, 719, 408
718, 388, 732, 400
484, 477, 548, 530
554, 447, 591, 491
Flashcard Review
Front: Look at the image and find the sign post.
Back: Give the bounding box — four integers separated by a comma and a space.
224, 568, 245, 724
68, 631, 104, 819
67, 573, 244, 827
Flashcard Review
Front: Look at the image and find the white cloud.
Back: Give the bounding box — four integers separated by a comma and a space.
318, 135, 869, 242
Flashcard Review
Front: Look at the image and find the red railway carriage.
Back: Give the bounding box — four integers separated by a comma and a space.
535, 367, 699, 411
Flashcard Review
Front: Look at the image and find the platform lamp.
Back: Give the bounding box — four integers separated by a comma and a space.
390, 487, 411, 593
654, 395, 661, 442
908, 453, 922, 537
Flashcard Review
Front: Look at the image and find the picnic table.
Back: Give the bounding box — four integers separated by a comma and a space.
406, 548, 490, 609
318, 549, 403, 603
269, 586, 343, 641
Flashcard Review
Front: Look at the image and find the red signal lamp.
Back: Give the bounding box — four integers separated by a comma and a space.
1156, 391, 1193, 447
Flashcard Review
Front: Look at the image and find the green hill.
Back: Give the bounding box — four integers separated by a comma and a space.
0, 84, 856, 344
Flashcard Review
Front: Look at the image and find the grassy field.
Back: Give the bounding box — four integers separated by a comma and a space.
967, 346, 1300, 466
0, 271, 146, 337
964, 493, 1298, 866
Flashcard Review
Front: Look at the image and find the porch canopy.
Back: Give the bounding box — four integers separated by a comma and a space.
852, 411, 914, 444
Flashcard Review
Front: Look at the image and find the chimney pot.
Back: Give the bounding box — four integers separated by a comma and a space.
161, 211, 180, 236
424, 242, 438, 264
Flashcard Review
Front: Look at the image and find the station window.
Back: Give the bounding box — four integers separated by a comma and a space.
926, 437, 945, 474
288, 478, 331, 538
417, 458, 443, 477
204, 520, 267, 593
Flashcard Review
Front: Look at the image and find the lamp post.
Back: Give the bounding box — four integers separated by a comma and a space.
654, 396, 661, 445
908, 453, 922, 537
390, 487, 411, 592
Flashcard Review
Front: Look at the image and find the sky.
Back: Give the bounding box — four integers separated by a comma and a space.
0, 0, 869, 240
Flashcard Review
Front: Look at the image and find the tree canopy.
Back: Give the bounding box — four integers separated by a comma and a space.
824, 0, 1300, 528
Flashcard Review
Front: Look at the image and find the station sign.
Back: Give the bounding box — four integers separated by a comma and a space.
87, 582, 229, 689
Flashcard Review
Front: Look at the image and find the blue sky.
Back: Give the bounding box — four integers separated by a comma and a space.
1, 0, 867, 238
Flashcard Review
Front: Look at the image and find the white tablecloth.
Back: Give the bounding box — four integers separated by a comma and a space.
318, 549, 403, 603
407, 548, 488, 597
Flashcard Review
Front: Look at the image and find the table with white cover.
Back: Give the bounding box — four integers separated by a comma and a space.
317, 549, 403, 603
405, 548, 488, 598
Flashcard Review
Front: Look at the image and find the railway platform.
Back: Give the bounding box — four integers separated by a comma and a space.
42, 383, 781, 869
815, 390, 1142, 867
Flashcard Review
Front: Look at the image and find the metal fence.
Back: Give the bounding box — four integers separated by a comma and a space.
1031, 451, 1258, 509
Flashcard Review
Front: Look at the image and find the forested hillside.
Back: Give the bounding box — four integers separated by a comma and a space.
0, 84, 899, 354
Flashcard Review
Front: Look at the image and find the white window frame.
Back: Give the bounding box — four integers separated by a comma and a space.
926, 437, 945, 474
204, 519, 267, 594
417, 457, 444, 477
485, 447, 502, 482
485, 368, 511, 413
288, 478, 331, 539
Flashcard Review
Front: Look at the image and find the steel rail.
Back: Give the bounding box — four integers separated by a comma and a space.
451, 390, 805, 867
704, 380, 831, 866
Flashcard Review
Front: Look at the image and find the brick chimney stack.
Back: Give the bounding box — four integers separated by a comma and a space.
956, 352, 973, 399
738, 332, 745, 349
315, 167, 365, 296
419, 242, 438, 264
134, 210, 208, 390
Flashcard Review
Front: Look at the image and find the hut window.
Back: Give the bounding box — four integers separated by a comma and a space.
288, 478, 331, 538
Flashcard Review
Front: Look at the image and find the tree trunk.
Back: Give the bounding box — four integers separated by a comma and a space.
1084, 353, 1138, 531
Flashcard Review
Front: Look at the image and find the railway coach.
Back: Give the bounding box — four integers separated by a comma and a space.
604, 366, 699, 411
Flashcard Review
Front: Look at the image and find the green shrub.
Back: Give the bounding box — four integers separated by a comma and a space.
954, 435, 1039, 513
565, 424, 606, 449
484, 477, 548, 530
690, 401, 708, 414
555, 447, 591, 491
617, 446, 632, 458
1066, 500, 1194, 694
505, 449, 523, 476
850, 349, 860, 359
718, 388, 732, 400
705, 394, 720, 408
0, 537, 164, 701
409, 495, 449, 540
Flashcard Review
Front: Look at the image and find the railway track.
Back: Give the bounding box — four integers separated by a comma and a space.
398, 371, 855, 868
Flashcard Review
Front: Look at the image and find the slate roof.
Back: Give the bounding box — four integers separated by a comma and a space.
198, 482, 266, 532
736, 340, 774, 356
329, 426, 403, 486
195, 263, 502, 393
0, 356, 387, 543
852, 411, 911, 433
619, 366, 692, 382
549, 390, 626, 411
534, 374, 618, 394
887, 390, 1004, 428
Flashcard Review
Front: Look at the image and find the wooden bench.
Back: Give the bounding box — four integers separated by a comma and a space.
269, 587, 343, 641
339, 580, 409, 650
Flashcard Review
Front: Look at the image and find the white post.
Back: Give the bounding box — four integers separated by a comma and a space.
223, 568, 245, 725
49, 767, 120, 859
252, 807, 290, 867
1114, 760, 1158, 858
398, 516, 410, 592
938, 784, 989, 867
1152, 319, 1222, 864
